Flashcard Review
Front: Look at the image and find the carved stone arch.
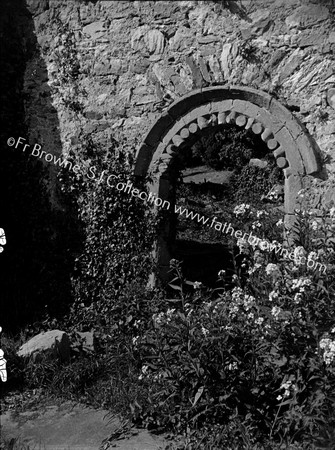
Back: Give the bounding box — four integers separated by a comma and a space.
134, 86, 324, 281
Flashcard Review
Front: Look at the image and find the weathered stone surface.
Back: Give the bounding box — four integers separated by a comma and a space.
275, 49, 304, 84
131, 25, 150, 52
144, 29, 165, 55
153, 2, 179, 19
26, 0, 49, 16
220, 43, 233, 80
185, 56, 204, 88
285, 4, 330, 29
130, 57, 150, 74
297, 30, 326, 48
169, 26, 195, 51
250, 11, 272, 33
19, 0, 335, 289
327, 88, 335, 109
83, 21, 106, 40
249, 158, 268, 169
18, 330, 70, 362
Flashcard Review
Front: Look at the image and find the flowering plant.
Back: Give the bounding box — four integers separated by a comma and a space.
132, 179, 335, 448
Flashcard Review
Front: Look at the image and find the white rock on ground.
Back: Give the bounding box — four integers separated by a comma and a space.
17, 330, 71, 362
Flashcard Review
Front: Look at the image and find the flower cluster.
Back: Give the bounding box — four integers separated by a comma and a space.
152, 308, 177, 327
319, 336, 335, 365
277, 379, 297, 401
291, 277, 312, 293
265, 263, 280, 277
233, 203, 251, 217
0, 228, 6, 254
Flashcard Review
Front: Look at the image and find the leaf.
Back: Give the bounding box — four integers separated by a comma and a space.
168, 284, 182, 291
192, 386, 204, 407
273, 356, 288, 367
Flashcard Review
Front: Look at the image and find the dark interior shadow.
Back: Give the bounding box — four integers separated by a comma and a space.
174, 239, 234, 287
0, 0, 80, 333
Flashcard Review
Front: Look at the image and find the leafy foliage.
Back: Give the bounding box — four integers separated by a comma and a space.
130, 179, 335, 448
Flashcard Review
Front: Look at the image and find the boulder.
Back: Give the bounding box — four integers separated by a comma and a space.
17, 330, 70, 362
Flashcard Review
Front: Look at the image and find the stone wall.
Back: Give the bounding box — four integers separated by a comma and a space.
21, 0, 334, 179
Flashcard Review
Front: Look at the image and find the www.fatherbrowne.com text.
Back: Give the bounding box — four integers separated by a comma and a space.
7, 136, 326, 273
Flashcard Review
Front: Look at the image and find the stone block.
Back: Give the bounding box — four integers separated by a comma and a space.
161, 118, 190, 146
130, 58, 150, 74
229, 86, 272, 109
179, 104, 213, 127
144, 29, 165, 55
274, 127, 305, 174
167, 89, 206, 120
285, 4, 329, 29
284, 174, 304, 215
297, 30, 326, 48
327, 88, 335, 109
185, 56, 204, 89
144, 112, 175, 148
169, 26, 195, 51
134, 143, 155, 176
249, 159, 268, 169
296, 133, 322, 176
83, 21, 106, 40
17, 330, 70, 362
25, 0, 49, 16
211, 100, 234, 113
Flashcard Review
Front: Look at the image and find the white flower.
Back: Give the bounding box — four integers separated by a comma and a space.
291, 277, 312, 292
294, 246, 306, 265
279, 380, 296, 398
152, 312, 165, 326
228, 362, 238, 371
256, 210, 268, 218
0, 228, 6, 253
193, 281, 202, 289
138, 365, 149, 380
271, 306, 282, 320
201, 326, 209, 337
232, 274, 238, 283
269, 290, 279, 302
237, 237, 249, 253
276, 219, 284, 227
255, 317, 264, 326
310, 220, 318, 231
266, 263, 280, 277
319, 337, 335, 365
247, 312, 254, 319
294, 293, 303, 304
251, 221, 262, 230
132, 336, 139, 346
243, 295, 255, 311
234, 203, 250, 217
277, 395, 283, 401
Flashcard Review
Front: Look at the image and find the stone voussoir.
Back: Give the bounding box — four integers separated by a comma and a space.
274, 126, 305, 175
144, 112, 175, 148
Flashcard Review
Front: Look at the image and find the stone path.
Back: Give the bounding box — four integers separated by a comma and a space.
0, 401, 169, 450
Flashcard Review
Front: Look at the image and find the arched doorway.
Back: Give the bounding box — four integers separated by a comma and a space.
135, 86, 324, 282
